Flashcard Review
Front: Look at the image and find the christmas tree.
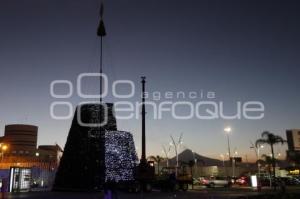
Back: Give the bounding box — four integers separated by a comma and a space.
53, 103, 117, 191
105, 131, 138, 182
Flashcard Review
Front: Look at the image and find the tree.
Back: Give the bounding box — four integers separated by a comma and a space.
255, 131, 286, 185
148, 155, 163, 175
54, 104, 117, 191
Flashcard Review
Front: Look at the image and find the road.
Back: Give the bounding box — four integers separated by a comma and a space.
3, 186, 300, 199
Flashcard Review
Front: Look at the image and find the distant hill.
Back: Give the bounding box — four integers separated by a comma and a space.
169, 149, 223, 166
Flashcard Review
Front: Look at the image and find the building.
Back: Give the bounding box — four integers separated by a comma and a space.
286, 129, 300, 168
0, 124, 63, 167
0, 124, 63, 191
286, 129, 300, 151
0, 124, 38, 156
38, 145, 63, 167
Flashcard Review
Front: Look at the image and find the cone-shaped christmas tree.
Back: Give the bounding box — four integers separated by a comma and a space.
53, 3, 138, 191
105, 131, 138, 182
53, 103, 117, 191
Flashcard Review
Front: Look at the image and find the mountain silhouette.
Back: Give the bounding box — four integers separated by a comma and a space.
169, 149, 223, 166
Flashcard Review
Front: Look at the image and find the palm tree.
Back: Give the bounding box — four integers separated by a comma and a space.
255, 131, 286, 181
148, 155, 163, 175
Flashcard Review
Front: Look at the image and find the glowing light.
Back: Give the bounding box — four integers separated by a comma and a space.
251, 175, 258, 187
2, 145, 8, 151
224, 127, 232, 133
105, 131, 138, 182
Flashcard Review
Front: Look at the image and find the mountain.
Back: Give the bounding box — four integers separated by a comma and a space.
169, 149, 223, 166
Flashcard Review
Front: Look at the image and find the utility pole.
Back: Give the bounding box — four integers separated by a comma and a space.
141, 76, 147, 164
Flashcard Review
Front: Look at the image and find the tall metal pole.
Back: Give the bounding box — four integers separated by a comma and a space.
257, 147, 261, 178
170, 134, 183, 176
97, 2, 106, 103
100, 37, 103, 103
170, 136, 178, 168
224, 127, 232, 177
162, 145, 170, 167
227, 134, 231, 160
251, 142, 263, 188
97, 1, 106, 189
141, 76, 146, 164
232, 149, 237, 177
220, 154, 225, 167
170, 135, 178, 176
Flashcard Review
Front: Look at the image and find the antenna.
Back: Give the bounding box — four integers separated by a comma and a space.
97, 1, 106, 103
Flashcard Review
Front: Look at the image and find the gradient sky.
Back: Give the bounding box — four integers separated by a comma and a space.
0, 0, 299, 162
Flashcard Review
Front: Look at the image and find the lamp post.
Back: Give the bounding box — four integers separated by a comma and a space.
1, 144, 8, 162
170, 134, 183, 175
232, 150, 238, 177
162, 145, 171, 167
250, 142, 264, 189
220, 154, 225, 167
250, 143, 264, 178
224, 127, 232, 176
35, 152, 40, 168
257, 145, 263, 178
192, 150, 198, 177
276, 152, 281, 159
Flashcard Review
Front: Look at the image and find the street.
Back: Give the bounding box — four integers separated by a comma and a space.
3, 186, 300, 199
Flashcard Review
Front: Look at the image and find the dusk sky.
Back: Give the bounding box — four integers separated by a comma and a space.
0, 0, 299, 161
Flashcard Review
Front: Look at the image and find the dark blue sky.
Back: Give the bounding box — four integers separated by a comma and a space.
0, 0, 299, 161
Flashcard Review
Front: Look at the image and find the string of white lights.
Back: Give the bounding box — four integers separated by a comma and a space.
105, 131, 138, 182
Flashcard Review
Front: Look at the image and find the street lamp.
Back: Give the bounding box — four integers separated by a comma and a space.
192, 150, 197, 164
224, 127, 232, 159
220, 154, 225, 167
2, 145, 8, 151
162, 145, 171, 167
170, 133, 183, 175
1, 144, 8, 162
224, 126, 233, 176
191, 150, 198, 177
250, 142, 264, 187
232, 149, 238, 177
277, 153, 281, 158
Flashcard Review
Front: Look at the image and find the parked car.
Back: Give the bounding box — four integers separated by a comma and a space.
236, 176, 250, 186
201, 176, 231, 188
198, 177, 210, 186
278, 177, 300, 185
292, 176, 300, 184
259, 177, 290, 187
